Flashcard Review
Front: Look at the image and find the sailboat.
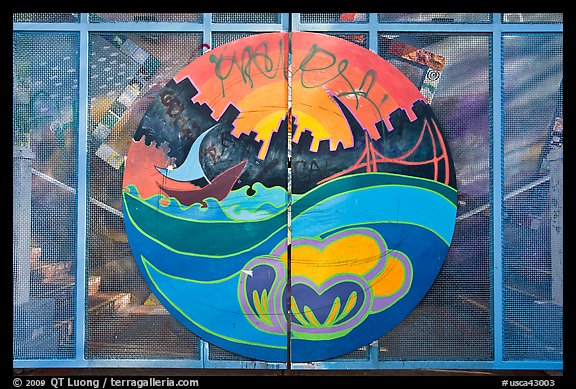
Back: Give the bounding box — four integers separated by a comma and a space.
155, 123, 248, 206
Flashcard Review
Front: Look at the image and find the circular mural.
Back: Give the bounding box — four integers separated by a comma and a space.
122, 32, 458, 362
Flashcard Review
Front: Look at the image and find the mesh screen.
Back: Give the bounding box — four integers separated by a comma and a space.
13, 13, 79, 22
300, 13, 369, 23
212, 32, 260, 48
13, 32, 79, 359
502, 34, 563, 361
90, 13, 202, 23
377, 34, 492, 360
210, 339, 368, 362
503, 13, 563, 23
327, 346, 369, 361
86, 32, 203, 359
208, 345, 254, 361
212, 13, 280, 23
378, 13, 490, 23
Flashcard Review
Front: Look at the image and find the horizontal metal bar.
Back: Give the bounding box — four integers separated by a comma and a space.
208, 23, 285, 32
13, 21, 562, 34
292, 360, 563, 370
12, 22, 204, 32
14, 359, 562, 370
12, 359, 287, 369
494, 23, 563, 33
202, 360, 288, 369
12, 22, 84, 31
13, 359, 203, 369
12, 22, 285, 33
289, 22, 562, 33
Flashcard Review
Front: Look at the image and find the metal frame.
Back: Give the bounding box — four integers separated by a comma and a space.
12, 12, 563, 371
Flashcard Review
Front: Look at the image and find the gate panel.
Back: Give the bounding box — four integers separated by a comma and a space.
87, 31, 204, 360
375, 33, 493, 361
121, 32, 290, 362
12, 13, 563, 371
502, 33, 563, 361
289, 31, 458, 362
13, 31, 79, 359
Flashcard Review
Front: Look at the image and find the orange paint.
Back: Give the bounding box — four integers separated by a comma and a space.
122, 139, 201, 203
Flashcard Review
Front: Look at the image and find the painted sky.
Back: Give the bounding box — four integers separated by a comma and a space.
173, 32, 425, 161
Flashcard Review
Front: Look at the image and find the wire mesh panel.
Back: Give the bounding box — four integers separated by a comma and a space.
212, 32, 261, 49
13, 32, 79, 359
13, 13, 79, 22
378, 13, 491, 23
330, 346, 369, 361
376, 34, 492, 360
212, 13, 280, 24
299, 13, 369, 23
502, 13, 563, 23
502, 34, 563, 361
90, 13, 202, 23
12, 13, 563, 370
208, 345, 254, 362
86, 32, 204, 360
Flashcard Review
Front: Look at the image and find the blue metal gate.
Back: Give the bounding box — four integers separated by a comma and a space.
12, 12, 563, 371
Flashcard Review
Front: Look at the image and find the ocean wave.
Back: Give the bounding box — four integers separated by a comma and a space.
125, 182, 290, 222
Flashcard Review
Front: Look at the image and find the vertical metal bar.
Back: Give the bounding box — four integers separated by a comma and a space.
491, 13, 505, 366
200, 14, 213, 366
548, 81, 563, 307
368, 13, 379, 53
13, 147, 34, 307
203, 13, 212, 52
280, 12, 290, 31
368, 340, 379, 366
291, 13, 300, 34
200, 339, 210, 367
74, 12, 89, 363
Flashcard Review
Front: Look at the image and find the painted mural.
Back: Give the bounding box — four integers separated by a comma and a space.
122, 32, 458, 362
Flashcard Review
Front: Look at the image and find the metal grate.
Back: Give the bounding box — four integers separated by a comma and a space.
378, 13, 491, 23
327, 346, 369, 361
212, 32, 260, 48
12, 14, 563, 369
503, 13, 563, 23
208, 344, 254, 362
13, 32, 79, 359
88, 303, 201, 359
212, 13, 280, 24
377, 34, 492, 360
90, 13, 202, 23
13, 13, 79, 22
300, 13, 368, 23
86, 32, 204, 359
502, 34, 563, 361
